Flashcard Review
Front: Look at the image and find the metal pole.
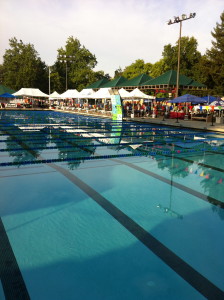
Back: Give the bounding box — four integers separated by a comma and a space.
167, 13, 196, 98
176, 21, 182, 98
65, 61, 68, 91
49, 66, 51, 95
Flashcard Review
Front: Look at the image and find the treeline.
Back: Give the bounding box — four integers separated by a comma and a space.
0, 11, 224, 95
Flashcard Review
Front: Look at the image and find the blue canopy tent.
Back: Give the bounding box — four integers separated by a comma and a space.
169, 94, 205, 104
0, 93, 16, 98
202, 96, 218, 104
168, 94, 206, 123
0, 93, 16, 108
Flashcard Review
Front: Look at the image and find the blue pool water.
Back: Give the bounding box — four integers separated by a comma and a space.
0, 110, 224, 300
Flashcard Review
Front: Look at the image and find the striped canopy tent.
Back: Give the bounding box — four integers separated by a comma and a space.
210, 99, 224, 107
202, 96, 221, 104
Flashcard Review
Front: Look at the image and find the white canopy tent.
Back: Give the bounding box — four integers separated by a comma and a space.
60, 89, 80, 99
79, 88, 95, 99
49, 91, 61, 99
13, 88, 48, 97
91, 88, 111, 99
129, 88, 154, 100
118, 88, 131, 99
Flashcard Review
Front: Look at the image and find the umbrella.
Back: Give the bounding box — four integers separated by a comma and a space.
209, 99, 224, 107
169, 94, 205, 104
0, 92, 16, 98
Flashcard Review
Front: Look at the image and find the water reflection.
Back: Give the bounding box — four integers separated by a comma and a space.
50, 127, 96, 170
1, 111, 224, 218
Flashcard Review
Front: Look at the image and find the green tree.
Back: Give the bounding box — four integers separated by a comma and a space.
150, 59, 167, 78
0, 64, 4, 84
162, 36, 201, 78
122, 59, 152, 79
114, 66, 123, 78
205, 11, 224, 95
191, 55, 214, 92
53, 36, 98, 92
2, 37, 48, 91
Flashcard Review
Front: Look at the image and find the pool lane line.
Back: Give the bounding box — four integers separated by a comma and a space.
0, 131, 38, 159
47, 162, 224, 300
157, 151, 224, 174
0, 219, 30, 300
110, 158, 224, 209
0, 169, 57, 178
1, 125, 224, 174
3, 126, 224, 208
1, 125, 217, 136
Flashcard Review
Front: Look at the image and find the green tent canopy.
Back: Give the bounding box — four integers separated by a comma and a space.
141, 70, 206, 90
0, 84, 15, 95
120, 74, 152, 88
101, 76, 128, 88
85, 78, 110, 89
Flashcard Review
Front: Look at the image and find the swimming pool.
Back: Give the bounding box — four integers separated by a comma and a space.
0, 110, 224, 300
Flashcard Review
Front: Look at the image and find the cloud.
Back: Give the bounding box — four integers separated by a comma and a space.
1, 0, 223, 76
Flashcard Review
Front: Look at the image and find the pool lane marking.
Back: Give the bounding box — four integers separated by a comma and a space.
110, 158, 224, 209
0, 219, 30, 300
162, 152, 224, 173
47, 162, 224, 300
44, 128, 224, 175
2, 126, 224, 207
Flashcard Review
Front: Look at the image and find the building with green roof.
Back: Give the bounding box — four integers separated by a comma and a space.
100, 76, 128, 88
119, 74, 152, 90
0, 84, 15, 95
140, 70, 206, 91
85, 78, 110, 89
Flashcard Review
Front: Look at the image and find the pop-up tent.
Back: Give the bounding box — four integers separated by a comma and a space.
118, 88, 131, 99
0, 93, 16, 106
129, 88, 154, 100
91, 88, 111, 99
210, 99, 224, 107
13, 88, 48, 97
169, 94, 205, 104
49, 91, 61, 99
60, 89, 80, 98
79, 88, 95, 98
0, 93, 16, 98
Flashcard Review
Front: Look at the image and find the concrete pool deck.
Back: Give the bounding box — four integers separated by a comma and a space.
1, 107, 224, 133
129, 116, 224, 133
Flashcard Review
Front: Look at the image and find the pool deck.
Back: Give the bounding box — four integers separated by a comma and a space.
1, 107, 224, 133
67, 109, 224, 133
129, 116, 224, 133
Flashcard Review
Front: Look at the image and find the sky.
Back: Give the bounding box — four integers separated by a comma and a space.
1, 0, 223, 77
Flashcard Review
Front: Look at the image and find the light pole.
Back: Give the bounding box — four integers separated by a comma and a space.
49, 66, 51, 95
59, 55, 75, 91
167, 13, 196, 98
